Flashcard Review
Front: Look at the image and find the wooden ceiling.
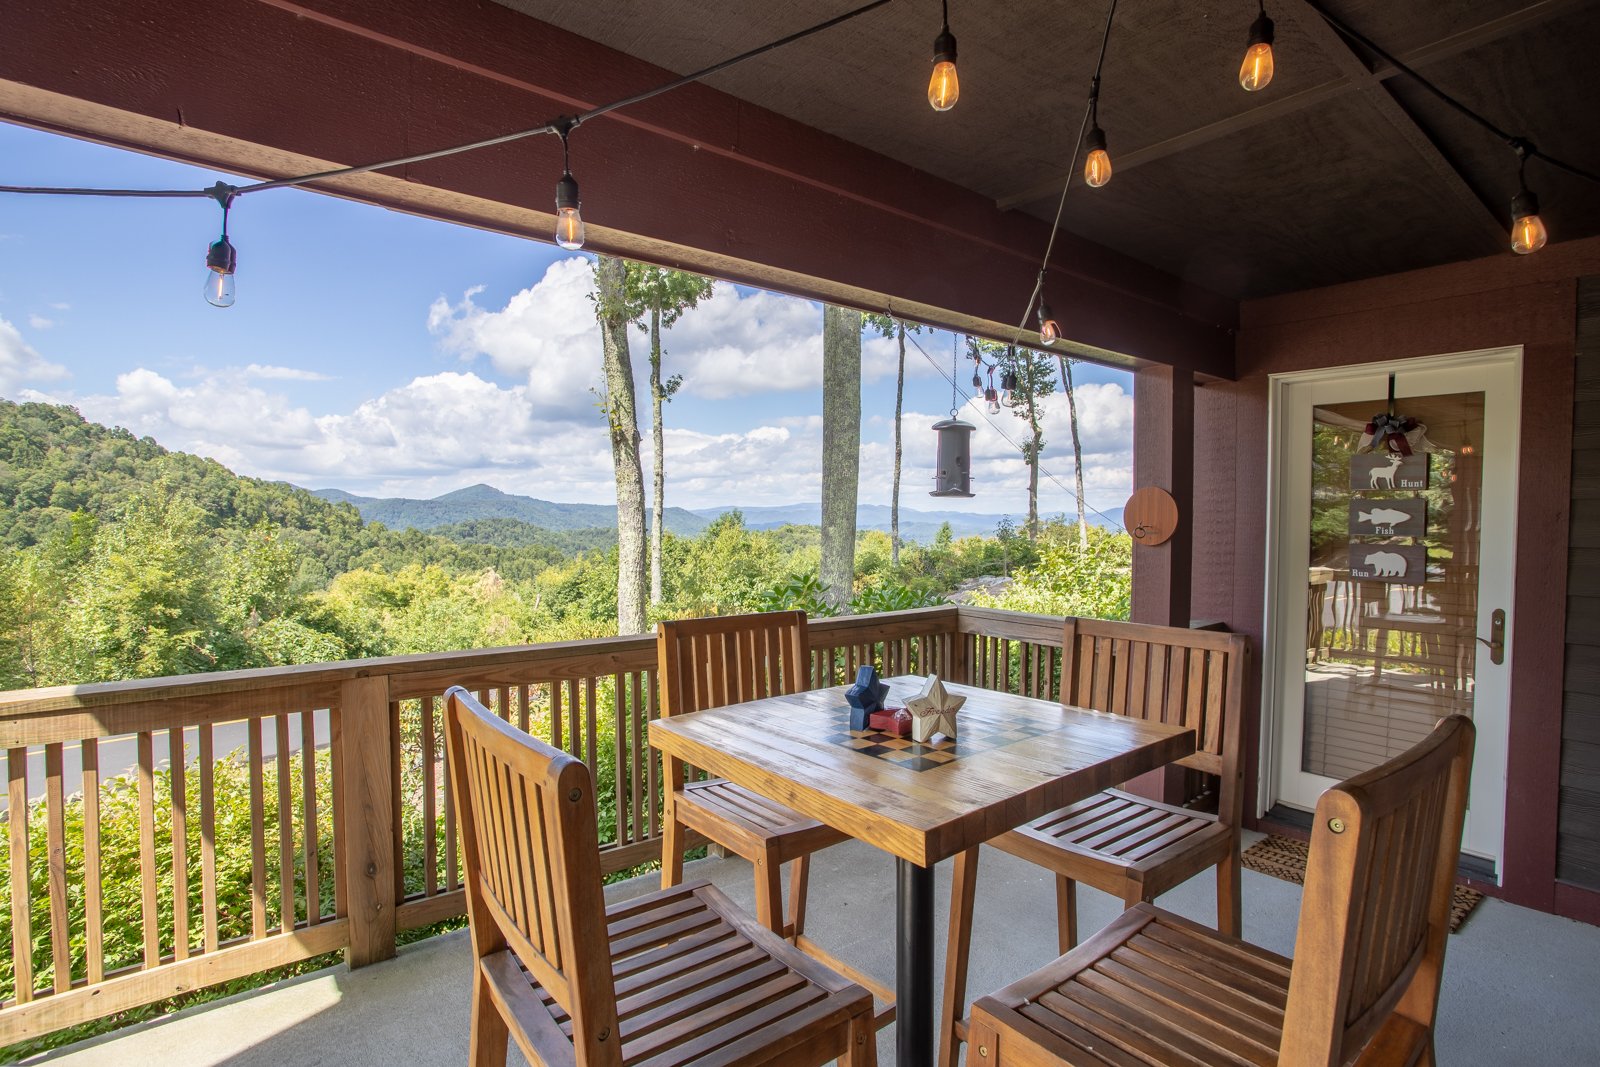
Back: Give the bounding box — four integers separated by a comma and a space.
494, 0, 1600, 300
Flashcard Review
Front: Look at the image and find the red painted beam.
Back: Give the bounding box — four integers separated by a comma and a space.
0, 0, 1236, 374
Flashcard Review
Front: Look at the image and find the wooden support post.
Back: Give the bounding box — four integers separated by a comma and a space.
1130, 365, 1196, 804
338, 675, 397, 968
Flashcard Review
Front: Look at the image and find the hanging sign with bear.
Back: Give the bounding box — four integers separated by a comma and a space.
1348, 543, 1427, 583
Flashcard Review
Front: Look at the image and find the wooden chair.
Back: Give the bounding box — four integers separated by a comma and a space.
964, 713, 1475, 1067
657, 611, 849, 940
444, 686, 877, 1067
940, 619, 1249, 1067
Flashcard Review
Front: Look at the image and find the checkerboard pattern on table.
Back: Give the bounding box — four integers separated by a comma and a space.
824, 709, 1064, 772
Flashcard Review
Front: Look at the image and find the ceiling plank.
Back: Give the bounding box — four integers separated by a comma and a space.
995, 0, 1587, 212
1285, 0, 1508, 253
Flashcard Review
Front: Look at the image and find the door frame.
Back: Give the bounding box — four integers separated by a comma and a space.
1258, 345, 1522, 875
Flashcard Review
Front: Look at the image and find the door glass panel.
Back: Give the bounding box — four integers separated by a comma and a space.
1302, 391, 1482, 780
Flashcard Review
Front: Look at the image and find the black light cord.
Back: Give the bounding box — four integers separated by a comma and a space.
1012, 0, 1119, 347
0, 0, 896, 202
1304, 0, 1600, 187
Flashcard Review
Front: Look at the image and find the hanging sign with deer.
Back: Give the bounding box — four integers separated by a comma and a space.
1349, 452, 1428, 492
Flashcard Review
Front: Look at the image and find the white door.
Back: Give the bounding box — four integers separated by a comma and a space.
1263, 348, 1519, 871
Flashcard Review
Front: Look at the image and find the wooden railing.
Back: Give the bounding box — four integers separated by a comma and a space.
0, 605, 1069, 1045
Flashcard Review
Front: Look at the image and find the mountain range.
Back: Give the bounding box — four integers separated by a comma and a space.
312, 484, 1122, 542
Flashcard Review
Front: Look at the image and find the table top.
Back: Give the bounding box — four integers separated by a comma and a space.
649, 675, 1195, 867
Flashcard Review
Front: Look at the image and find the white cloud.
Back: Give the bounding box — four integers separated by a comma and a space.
428, 261, 921, 409
49, 303, 70, 311
0, 316, 67, 395
27, 314, 53, 330
242, 363, 334, 382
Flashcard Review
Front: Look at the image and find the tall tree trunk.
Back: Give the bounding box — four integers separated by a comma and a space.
596, 256, 648, 634
1019, 347, 1042, 541
891, 323, 906, 566
649, 295, 665, 606
1059, 354, 1089, 548
820, 305, 862, 614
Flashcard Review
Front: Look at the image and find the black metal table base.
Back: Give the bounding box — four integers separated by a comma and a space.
895, 857, 935, 1066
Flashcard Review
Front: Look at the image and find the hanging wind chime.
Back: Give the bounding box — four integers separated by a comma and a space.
932, 335, 976, 497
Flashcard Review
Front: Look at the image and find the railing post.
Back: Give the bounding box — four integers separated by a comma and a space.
338, 674, 398, 968
949, 613, 972, 686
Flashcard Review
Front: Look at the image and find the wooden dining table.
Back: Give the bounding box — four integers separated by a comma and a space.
648, 675, 1195, 1066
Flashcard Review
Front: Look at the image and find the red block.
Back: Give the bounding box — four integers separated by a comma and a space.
869, 708, 911, 737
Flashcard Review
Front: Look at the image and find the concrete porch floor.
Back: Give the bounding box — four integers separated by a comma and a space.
30, 832, 1600, 1066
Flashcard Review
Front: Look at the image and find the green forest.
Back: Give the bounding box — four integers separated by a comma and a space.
0, 398, 1131, 691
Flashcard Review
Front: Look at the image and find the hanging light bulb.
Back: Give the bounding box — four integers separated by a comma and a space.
928, 0, 959, 111
984, 386, 1001, 415
1508, 142, 1548, 255
553, 119, 585, 251
1037, 302, 1060, 346
204, 236, 237, 307
999, 368, 1019, 406
1083, 126, 1112, 188
1239, 2, 1276, 92
202, 183, 238, 308
972, 369, 983, 389
1510, 190, 1547, 255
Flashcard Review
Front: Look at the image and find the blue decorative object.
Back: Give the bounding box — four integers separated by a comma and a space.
845, 665, 890, 731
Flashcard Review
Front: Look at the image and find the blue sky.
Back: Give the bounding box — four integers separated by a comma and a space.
0, 122, 1136, 519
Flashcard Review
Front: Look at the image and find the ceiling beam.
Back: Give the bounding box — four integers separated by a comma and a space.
995, 0, 1586, 212
1285, 0, 1509, 253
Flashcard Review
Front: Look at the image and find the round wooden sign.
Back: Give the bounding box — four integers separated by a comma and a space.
1124, 486, 1179, 546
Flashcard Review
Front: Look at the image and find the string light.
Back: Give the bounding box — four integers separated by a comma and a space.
1083, 76, 1112, 188
928, 0, 959, 111
202, 183, 238, 308
1037, 303, 1060, 346
1509, 142, 1547, 255
553, 119, 585, 251
1239, 1, 1276, 92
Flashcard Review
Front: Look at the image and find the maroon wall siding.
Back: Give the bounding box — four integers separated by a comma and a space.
1195, 235, 1600, 918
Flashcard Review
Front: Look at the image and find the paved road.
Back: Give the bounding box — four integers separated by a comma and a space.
3, 709, 333, 812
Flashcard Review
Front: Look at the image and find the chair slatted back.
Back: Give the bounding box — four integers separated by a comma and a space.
658, 610, 811, 717
445, 686, 621, 1066
1280, 714, 1475, 1066
1060, 618, 1250, 820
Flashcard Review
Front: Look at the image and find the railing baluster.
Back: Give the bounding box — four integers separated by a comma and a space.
248, 720, 266, 940
276, 713, 294, 933
551, 681, 564, 752
137, 731, 160, 968
423, 695, 438, 898
170, 729, 190, 959
45, 743, 70, 993
630, 671, 644, 845
613, 672, 627, 845
303, 711, 320, 924
584, 677, 598, 778
83, 737, 104, 982
7, 747, 31, 1003
199, 725, 218, 954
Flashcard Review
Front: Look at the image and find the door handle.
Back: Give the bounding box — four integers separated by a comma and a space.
1475, 608, 1505, 666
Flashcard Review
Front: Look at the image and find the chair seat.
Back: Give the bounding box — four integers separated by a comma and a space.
504, 880, 872, 1066
996, 789, 1230, 886
677, 777, 849, 860
969, 903, 1292, 1067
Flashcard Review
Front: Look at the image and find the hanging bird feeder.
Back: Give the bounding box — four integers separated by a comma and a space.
931, 417, 975, 497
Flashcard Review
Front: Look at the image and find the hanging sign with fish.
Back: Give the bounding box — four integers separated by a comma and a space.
1348, 496, 1426, 538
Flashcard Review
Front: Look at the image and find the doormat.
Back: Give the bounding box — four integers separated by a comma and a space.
1241, 834, 1484, 932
